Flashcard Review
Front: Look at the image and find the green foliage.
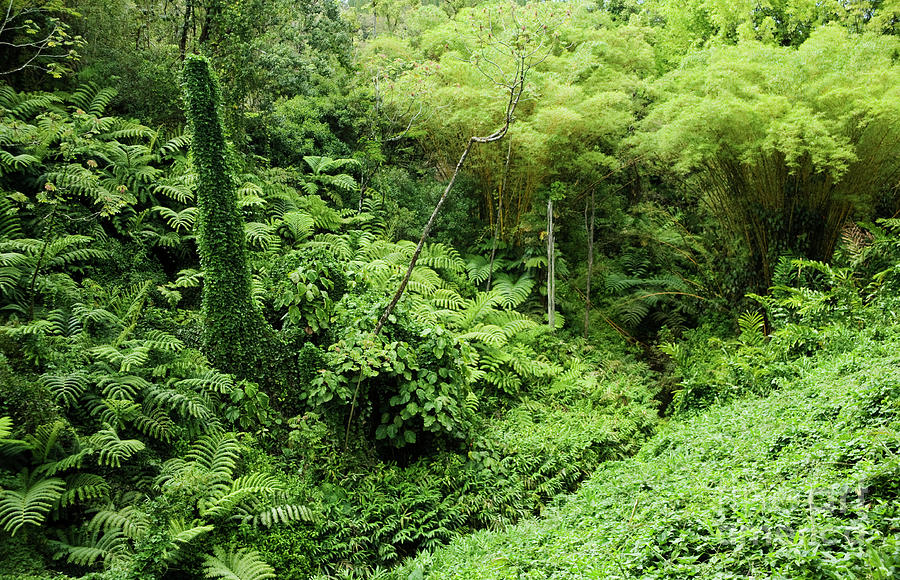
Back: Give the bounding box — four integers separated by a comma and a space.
389, 324, 900, 579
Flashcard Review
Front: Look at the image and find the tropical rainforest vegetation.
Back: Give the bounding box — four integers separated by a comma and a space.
0, 0, 898, 578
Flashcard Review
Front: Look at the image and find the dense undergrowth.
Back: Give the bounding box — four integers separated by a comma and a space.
0, 80, 659, 579
388, 253, 900, 579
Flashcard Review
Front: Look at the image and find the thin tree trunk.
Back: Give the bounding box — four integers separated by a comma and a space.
486, 138, 512, 291
547, 197, 555, 330
584, 190, 595, 339
374, 61, 526, 335
178, 1, 192, 60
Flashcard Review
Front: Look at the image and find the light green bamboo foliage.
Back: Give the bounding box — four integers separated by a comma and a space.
181, 55, 276, 380
635, 27, 900, 286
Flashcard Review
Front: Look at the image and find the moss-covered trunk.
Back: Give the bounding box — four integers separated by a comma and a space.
181, 54, 273, 380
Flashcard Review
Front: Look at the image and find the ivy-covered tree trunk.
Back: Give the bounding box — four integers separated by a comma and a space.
181, 54, 273, 380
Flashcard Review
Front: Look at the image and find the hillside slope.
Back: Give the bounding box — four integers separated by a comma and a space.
389, 329, 900, 579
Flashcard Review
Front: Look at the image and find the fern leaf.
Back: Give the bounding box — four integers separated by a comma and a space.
89, 427, 145, 468
0, 470, 65, 535
42, 372, 90, 408
59, 473, 109, 507
88, 505, 150, 540
204, 547, 275, 580
186, 433, 240, 480
240, 504, 318, 528
50, 528, 127, 567
200, 473, 284, 519
168, 517, 214, 546
492, 273, 535, 309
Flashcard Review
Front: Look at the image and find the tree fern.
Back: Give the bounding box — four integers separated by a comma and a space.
203, 547, 275, 580
0, 470, 65, 535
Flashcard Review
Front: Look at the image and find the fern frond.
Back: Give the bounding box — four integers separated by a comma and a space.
144, 329, 185, 353
278, 211, 315, 242
239, 504, 318, 528
42, 371, 90, 408
200, 473, 284, 518
186, 433, 240, 480
146, 387, 219, 429
204, 547, 275, 580
176, 371, 235, 395
174, 268, 204, 288
738, 310, 767, 346
97, 374, 150, 400
295, 195, 341, 230
23, 420, 67, 463
430, 288, 465, 310
492, 273, 535, 309
59, 473, 109, 507
88, 505, 150, 540
89, 427, 145, 468
168, 517, 214, 546
153, 206, 198, 233
460, 324, 508, 348
0, 416, 12, 440
0, 470, 65, 535
50, 528, 127, 567
134, 405, 177, 442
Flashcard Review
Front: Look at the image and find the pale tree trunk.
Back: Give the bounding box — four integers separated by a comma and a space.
547, 197, 555, 330
374, 58, 527, 335
584, 190, 595, 339
486, 138, 512, 291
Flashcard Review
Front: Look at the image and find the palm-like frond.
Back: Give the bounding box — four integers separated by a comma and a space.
492, 273, 534, 309
0, 470, 65, 535
154, 206, 198, 233
203, 547, 275, 580
89, 427, 145, 468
